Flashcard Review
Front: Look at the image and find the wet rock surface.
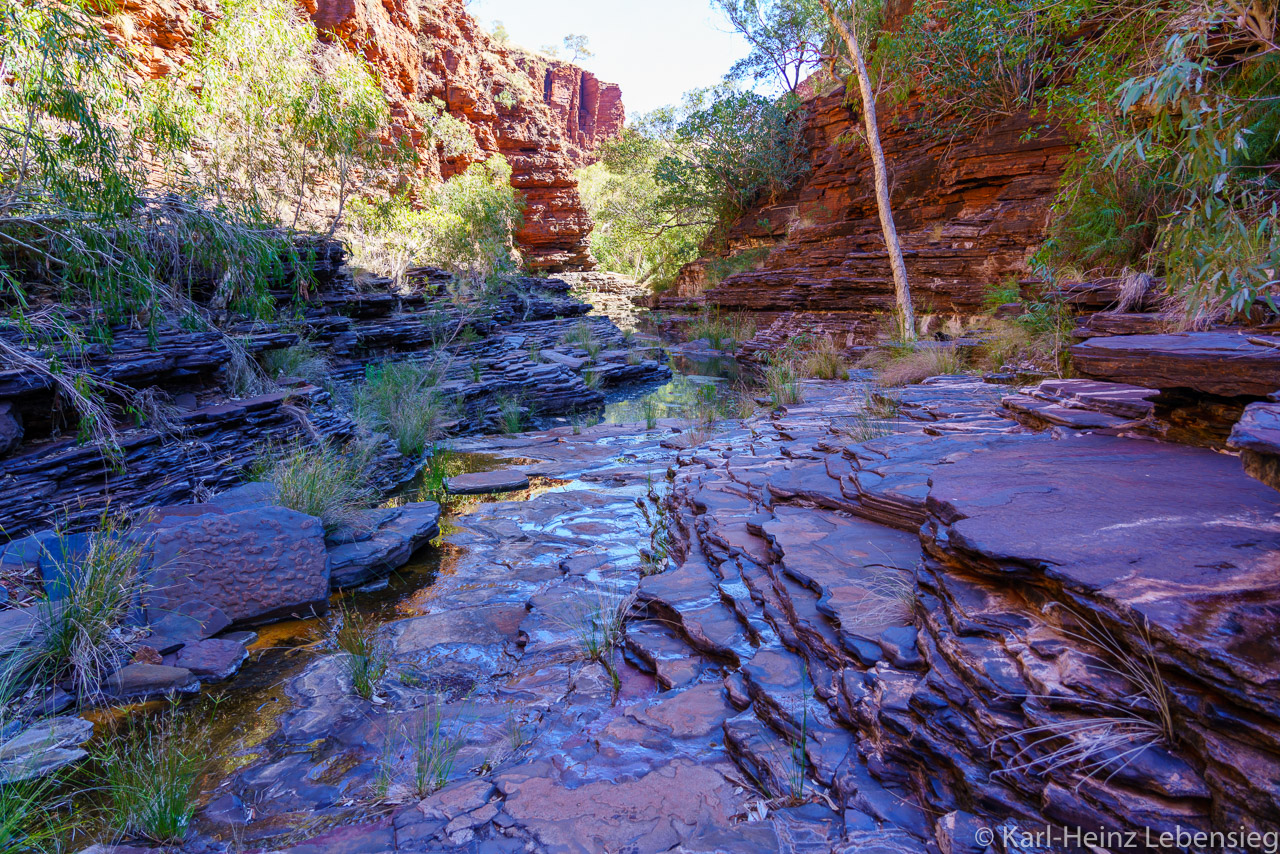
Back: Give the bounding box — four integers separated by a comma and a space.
153, 370, 1280, 853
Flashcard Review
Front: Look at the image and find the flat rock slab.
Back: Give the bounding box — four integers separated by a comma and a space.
142, 505, 329, 625
1036, 378, 1158, 419
446, 470, 531, 495
926, 433, 1280, 718
0, 715, 92, 783
496, 758, 748, 854
1071, 332, 1280, 397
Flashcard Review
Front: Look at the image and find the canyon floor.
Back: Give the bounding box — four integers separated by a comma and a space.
130, 357, 1278, 854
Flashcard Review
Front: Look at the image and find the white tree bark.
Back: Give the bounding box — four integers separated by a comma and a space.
820, 0, 916, 339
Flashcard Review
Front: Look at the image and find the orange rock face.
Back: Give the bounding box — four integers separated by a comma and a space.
108, 0, 624, 271
675, 83, 1072, 337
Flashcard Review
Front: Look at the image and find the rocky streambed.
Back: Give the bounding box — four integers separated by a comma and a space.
45, 361, 1267, 854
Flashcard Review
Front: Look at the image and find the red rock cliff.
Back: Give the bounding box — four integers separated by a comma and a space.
109, 0, 625, 272
676, 81, 1072, 338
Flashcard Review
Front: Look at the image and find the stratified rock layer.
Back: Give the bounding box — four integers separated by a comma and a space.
672, 90, 1072, 340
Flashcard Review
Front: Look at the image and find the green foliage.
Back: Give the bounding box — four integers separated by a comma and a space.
649, 87, 810, 244
714, 0, 830, 92
354, 361, 446, 458
0, 0, 306, 325
96, 707, 204, 844
156, 0, 406, 231
22, 514, 146, 703
581, 86, 807, 291
577, 154, 705, 290
346, 156, 523, 285
878, 0, 1280, 318
264, 441, 376, 531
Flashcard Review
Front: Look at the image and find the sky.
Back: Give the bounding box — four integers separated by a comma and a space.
465, 0, 752, 117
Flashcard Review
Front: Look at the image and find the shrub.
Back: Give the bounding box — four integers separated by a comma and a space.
264, 441, 375, 531
354, 362, 446, 458
346, 157, 523, 286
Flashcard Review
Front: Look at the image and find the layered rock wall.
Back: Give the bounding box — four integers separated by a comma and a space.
676, 86, 1073, 339
107, 0, 624, 271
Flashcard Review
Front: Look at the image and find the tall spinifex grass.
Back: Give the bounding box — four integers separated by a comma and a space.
24, 515, 146, 703
96, 706, 204, 844
264, 441, 375, 531
800, 337, 847, 380
354, 362, 446, 458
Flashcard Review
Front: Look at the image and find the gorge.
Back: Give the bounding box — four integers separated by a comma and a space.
1, 1, 1279, 853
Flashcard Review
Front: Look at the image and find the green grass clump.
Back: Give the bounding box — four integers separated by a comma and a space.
23, 515, 146, 703
496, 395, 524, 434
411, 700, 470, 797
332, 600, 386, 700
261, 341, 331, 386
264, 442, 375, 531
687, 309, 756, 351
763, 356, 802, 407
96, 707, 204, 844
354, 361, 446, 458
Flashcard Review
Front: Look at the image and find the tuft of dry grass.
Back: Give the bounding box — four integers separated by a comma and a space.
872, 346, 965, 387
799, 336, 847, 380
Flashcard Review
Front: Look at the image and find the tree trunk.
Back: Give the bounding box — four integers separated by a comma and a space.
820, 0, 916, 339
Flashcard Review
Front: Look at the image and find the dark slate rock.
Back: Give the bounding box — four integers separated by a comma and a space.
1072, 332, 1280, 397
104, 663, 199, 701
174, 638, 249, 682
0, 402, 22, 457
143, 506, 330, 625
446, 470, 531, 495
328, 501, 439, 589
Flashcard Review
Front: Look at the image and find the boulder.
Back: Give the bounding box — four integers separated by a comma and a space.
142, 506, 330, 625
